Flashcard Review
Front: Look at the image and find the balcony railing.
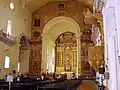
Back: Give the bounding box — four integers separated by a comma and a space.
0, 29, 16, 46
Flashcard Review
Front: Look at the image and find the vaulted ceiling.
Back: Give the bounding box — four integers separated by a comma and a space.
20, 0, 94, 13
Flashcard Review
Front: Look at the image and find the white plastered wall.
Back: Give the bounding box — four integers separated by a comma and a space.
0, 0, 31, 78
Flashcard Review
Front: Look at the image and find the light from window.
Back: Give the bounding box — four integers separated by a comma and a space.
4, 56, 10, 68
52, 64, 54, 73
7, 20, 12, 35
9, 2, 14, 10
17, 62, 20, 72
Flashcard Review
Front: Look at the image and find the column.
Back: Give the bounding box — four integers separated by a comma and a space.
103, 4, 119, 90
114, 0, 120, 89
42, 34, 47, 73
76, 32, 82, 76
107, 36, 117, 90
14, 44, 20, 71
115, 0, 120, 56
51, 41, 55, 73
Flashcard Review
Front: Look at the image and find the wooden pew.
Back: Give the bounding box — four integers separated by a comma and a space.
39, 80, 82, 90
0, 79, 64, 90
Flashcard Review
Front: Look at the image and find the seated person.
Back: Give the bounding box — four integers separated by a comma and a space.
20, 74, 25, 81
57, 74, 62, 79
41, 75, 44, 80
71, 73, 77, 80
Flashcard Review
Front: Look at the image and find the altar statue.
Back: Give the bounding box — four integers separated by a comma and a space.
65, 60, 71, 71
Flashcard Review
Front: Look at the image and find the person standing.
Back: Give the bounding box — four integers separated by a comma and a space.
7, 73, 13, 82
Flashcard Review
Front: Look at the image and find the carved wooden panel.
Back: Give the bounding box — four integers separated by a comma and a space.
29, 40, 42, 76
81, 28, 94, 76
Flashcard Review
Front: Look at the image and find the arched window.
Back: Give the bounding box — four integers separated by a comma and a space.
4, 56, 10, 68
7, 20, 12, 35
9, 1, 14, 10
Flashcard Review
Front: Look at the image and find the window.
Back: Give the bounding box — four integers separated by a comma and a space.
17, 62, 20, 72
9, 2, 14, 10
34, 19, 40, 27
4, 56, 10, 68
7, 20, 12, 35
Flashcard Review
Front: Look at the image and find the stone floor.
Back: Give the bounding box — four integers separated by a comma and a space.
77, 80, 98, 90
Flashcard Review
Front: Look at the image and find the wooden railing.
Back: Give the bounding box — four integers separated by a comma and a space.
0, 29, 16, 46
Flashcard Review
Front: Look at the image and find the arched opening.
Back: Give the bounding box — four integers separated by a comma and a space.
19, 35, 30, 74
42, 16, 81, 76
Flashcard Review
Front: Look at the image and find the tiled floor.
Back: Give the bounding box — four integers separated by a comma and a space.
77, 80, 98, 90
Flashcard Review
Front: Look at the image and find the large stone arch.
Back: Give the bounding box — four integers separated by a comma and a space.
43, 16, 81, 35
42, 16, 81, 75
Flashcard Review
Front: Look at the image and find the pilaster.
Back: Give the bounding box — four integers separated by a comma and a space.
76, 32, 82, 75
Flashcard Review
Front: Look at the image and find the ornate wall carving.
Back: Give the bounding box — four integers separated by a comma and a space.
29, 38, 42, 76
55, 32, 77, 73
81, 28, 94, 76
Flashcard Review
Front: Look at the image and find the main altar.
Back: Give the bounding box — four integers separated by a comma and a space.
55, 32, 77, 73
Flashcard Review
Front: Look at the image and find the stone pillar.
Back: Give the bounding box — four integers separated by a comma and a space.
42, 34, 47, 73
14, 44, 20, 71
103, 5, 119, 90
107, 36, 118, 90
76, 32, 82, 76
42, 34, 55, 73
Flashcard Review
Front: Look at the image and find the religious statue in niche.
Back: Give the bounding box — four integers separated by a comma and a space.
64, 53, 72, 71
19, 36, 29, 50
33, 61, 38, 70
85, 62, 90, 71
65, 60, 71, 71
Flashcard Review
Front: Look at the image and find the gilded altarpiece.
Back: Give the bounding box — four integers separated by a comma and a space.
55, 32, 77, 73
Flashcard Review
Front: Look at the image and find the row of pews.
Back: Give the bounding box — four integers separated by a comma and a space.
0, 79, 82, 90
39, 80, 82, 90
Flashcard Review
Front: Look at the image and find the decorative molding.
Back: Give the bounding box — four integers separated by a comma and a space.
94, 0, 104, 13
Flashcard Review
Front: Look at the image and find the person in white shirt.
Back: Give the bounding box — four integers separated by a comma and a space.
7, 73, 13, 82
